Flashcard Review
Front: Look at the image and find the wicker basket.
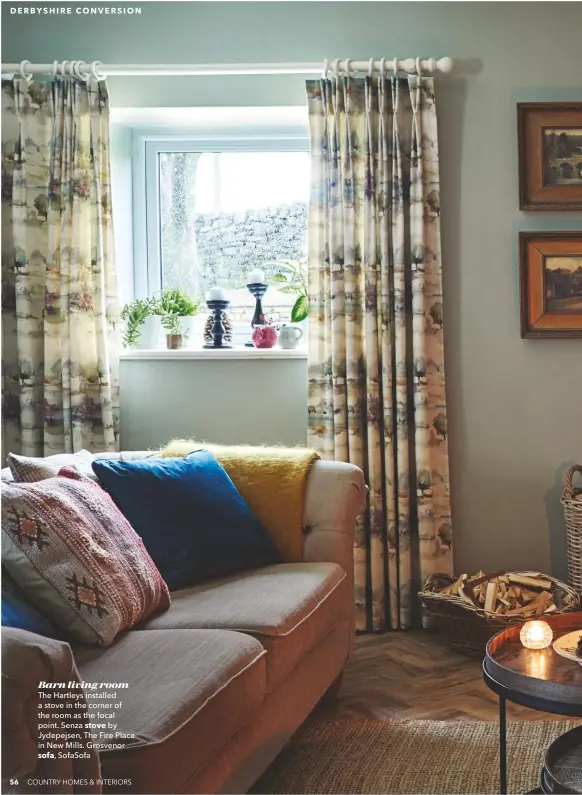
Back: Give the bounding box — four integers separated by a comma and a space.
563, 465, 582, 598
419, 571, 579, 657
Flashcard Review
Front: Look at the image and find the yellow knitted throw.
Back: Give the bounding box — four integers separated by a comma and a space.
159, 441, 321, 562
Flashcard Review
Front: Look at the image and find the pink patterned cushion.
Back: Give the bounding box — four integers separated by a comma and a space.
1, 467, 170, 646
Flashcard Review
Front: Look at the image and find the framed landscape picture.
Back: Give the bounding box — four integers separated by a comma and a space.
518, 103, 582, 210
519, 232, 582, 338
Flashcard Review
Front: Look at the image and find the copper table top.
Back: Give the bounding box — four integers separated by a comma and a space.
484, 612, 582, 712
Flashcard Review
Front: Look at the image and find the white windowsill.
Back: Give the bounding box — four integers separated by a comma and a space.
120, 346, 308, 361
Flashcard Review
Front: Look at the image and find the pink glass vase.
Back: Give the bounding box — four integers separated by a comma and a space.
252, 325, 277, 349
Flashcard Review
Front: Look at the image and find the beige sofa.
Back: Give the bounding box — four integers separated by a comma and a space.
2, 452, 366, 795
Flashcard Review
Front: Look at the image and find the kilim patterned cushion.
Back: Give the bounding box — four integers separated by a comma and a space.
1, 467, 170, 646
7, 450, 97, 482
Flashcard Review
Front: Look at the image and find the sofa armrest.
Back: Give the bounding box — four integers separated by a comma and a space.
302, 460, 366, 567
2, 629, 69, 780
302, 460, 366, 653
2, 629, 100, 792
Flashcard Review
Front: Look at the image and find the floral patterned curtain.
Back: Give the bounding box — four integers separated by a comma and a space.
1, 78, 119, 457
306, 75, 452, 631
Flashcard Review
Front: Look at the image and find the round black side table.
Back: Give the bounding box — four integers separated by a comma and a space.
542, 725, 582, 793
483, 613, 582, 794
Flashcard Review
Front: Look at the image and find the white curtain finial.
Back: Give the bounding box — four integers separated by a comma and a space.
437, 56, 454, 74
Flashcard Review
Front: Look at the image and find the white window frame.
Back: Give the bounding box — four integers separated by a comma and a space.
132, 133, 310, 301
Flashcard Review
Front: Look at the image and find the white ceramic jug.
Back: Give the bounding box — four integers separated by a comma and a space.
278, 324, 304, 349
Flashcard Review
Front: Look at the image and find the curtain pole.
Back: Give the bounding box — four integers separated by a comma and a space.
2, 57, 454, 80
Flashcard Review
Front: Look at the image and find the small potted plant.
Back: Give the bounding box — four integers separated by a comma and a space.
121, 298, 160, 349
156, 288, 201, 350
270, 257, 308, 324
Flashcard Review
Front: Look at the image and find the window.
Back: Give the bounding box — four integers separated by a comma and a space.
136, 136, 310, 346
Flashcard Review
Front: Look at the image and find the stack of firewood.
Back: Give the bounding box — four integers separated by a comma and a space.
439, 571, 558, 618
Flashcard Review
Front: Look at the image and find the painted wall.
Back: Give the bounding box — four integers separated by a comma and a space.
119, 358, 309, 450
3, 2, 582, 578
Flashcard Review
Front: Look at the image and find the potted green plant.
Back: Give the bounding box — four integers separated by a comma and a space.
270, 257, 308, 323
121, 298, 160, 350
155, 288, 201, 350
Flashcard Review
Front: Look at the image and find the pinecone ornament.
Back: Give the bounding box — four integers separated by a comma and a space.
203, 311, 233, 345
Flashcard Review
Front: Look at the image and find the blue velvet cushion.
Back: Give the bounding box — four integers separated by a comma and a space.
92, 451, 282, 590
2, 591, 55, 637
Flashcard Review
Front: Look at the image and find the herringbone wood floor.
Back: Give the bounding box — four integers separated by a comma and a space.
324, 631, 567, 722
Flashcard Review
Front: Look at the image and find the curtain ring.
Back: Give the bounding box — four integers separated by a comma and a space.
19, 60, 33, 81
416, 57, 423, 77
51, 60, 59, 78
59, 60, 69, 78
79, 61, 92, 81
73, 61, 84, 80
345, 58, 353, 77
428, 57, 436, 74
323, 58, 328, 79
393, 57, 399, 75
379, 57, 386, 78
368, 58, 374, 77
91, 60, 106, 81
333, 58, 340, 79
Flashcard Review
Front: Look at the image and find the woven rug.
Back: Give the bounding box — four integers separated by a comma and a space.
252, 718, 580, 794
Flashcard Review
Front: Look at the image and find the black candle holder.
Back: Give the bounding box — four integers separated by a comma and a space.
245, 282, 268, 347
203, 299, 233, 349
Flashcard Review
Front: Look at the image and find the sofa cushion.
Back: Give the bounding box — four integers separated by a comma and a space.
0, 452, 158, 484
92, 451, 283, 591
142, 562, 348, 691
2, 469, 170, 646
1, 466, 13, 482
75, 629, 266, 794
8, 450, 97, 482
1, 566, 57, 637
1, 591, 56, 637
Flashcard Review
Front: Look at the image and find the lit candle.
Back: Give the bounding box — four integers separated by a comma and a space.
520, 620, 553, 650
207, 287, 228, 301
247, 269, 265, 285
